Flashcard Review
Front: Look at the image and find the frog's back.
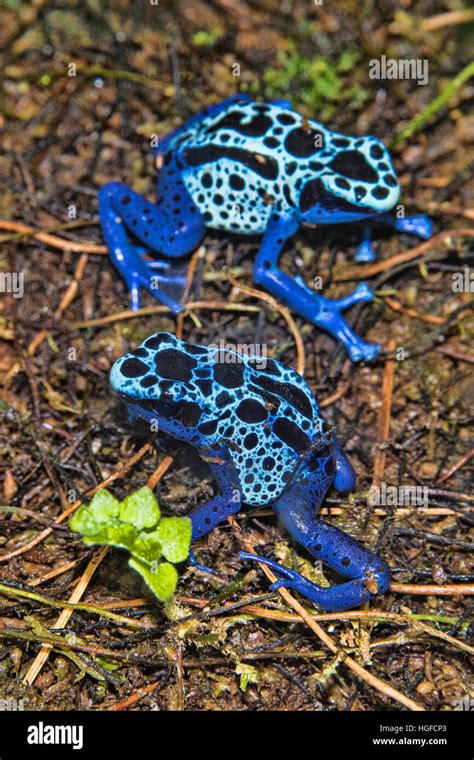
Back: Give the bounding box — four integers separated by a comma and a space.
165, 100, 331, 234
210, 350, 326, 505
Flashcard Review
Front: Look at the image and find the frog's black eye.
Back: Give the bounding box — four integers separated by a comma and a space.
300, 178, 371, 214
328, 150, 378, 183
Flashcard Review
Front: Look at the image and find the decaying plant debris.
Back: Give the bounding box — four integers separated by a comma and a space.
0, 0, 472, 711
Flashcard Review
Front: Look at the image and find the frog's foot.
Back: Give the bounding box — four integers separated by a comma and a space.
355, 214, 432, 264
239, 552, 342, 609
139, 253, 189, 307
126, 266, 185, 313
355, 226, 377, 263
239, 552, 390, 612
254, 215, 380, 363
311, 282, 381, 362
378, 212, 433, 239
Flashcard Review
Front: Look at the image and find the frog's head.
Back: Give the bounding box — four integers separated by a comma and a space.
299, 134, 400, 225
110, 332, 213, 427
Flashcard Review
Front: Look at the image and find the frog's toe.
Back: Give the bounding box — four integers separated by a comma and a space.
355, 238, 377, 263
126, 268, 184, 314
189, 550, 220, 576
405, 214, 433, 239
347, 339, 380, 363
239, 552, 302, 584
239, 552, 327, 602
139, 258, 188, 313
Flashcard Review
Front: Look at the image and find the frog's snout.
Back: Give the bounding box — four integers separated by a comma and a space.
109, 357, 128, 394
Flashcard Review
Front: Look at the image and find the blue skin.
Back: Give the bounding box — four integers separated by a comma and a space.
110, 332, 390, 612
99, 94, 432, 362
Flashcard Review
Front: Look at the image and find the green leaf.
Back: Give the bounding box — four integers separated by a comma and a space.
70, 489, 120, 536
131, 531, 163, 564
69, 486, 190, 603
129, 557, 178, 601
119, 486, 160, 529
81, 523, 137, 552
155, 517, 192, 563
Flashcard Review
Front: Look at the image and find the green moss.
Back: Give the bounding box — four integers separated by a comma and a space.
259, 43, 369, 120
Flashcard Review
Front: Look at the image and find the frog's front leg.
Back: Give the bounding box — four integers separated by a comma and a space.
355, 213, 433, 263
187, 456, 242, 575
98, 179, 205, 311
240, 477, 390, 612
253, 214, 380, 362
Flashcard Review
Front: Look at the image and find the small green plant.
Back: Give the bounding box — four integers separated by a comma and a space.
70, 487, 192, 601
260, 43, 369, 121
191, 27, 222, 48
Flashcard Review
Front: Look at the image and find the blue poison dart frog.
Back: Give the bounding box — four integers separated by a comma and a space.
99, 94, 432, 362
110, 332, 391, 612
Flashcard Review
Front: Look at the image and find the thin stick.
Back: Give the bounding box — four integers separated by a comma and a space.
0, 219, 107, 253
372, 340, 396, 483
339, 229, 474, 280
23, 545, 110, 685
390, 583, 474, 596
0, 442, 153, 563
29, 558, 83, 586
180, 246, 205, 304
26, 253, 90, 358
421, 8, 474, 31
436, 449, 474, 484
383, 297, 444, 325
146, 455, 174, 490
108, 678, 166, 711
69, 300, 260, 329
320, 384, 349, 408
391, 62, 474, 147
227, 273, 306, 376
436, 345, 474, 364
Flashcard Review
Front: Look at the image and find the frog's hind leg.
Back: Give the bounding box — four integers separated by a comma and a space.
253, 214, 380, 362
355, 212, 433, 263
239, 474, 390, 612
98, 178, 205, 311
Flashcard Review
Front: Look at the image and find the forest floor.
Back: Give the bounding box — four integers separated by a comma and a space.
0, 0, 472, 711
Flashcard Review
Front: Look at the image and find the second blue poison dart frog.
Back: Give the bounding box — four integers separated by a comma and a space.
110, 332, 391, 611
100, 94, 432, 362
